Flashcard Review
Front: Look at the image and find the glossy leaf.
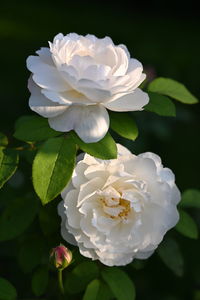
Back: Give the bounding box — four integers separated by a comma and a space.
109, 112, 138, 140
101, 267, 136, 300
145, 92, 176, 116
0, 196, 38, 241
70, 131, 117, 160
31, 266, 49, 297
83, 279, 100, 300
157, 237, 184, 276
180, 189, 200, 209
0, 277, 17, 300
32, 136, 76, 205
0, 148, 19, 188
148, 77, 198, 104
14, 115, 61, 142
176, 210, 198, 239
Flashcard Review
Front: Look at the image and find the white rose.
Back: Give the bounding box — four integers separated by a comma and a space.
58, 144, 180, 266
27, 33, 149, 143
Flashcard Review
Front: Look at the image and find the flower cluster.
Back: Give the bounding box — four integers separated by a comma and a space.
27, 33, 180, 266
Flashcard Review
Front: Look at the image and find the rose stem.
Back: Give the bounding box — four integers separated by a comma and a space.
58, 269, 65, 295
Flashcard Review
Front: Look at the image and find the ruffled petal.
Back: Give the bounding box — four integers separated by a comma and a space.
41, 89, 92, 105
48, 104, 109, 143
27, 55, 70, 91
28, 78, 68, 117
35, 47, 54, 66
104, 88, 149, 112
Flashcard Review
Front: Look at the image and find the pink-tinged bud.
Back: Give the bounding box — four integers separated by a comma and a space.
50, 245, 72, 270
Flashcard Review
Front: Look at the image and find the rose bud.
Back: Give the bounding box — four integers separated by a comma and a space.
50, 245, 72, 270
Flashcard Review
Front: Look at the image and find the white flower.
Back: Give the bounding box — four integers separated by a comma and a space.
58, 144, 180, 266
27, 33, 149, 143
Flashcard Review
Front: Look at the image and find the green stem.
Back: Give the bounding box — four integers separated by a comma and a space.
58, 269, 64, 295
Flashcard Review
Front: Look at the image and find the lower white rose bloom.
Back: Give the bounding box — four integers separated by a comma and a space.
58, 144, 180, 266
27, 33, 149, 143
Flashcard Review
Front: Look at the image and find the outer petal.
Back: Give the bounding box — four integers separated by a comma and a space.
28, 78, 68, 117
57, 201, 77, 246
41, 89, 92, 105
104, 88, 149, 112
36, 47, 54, 66
117, 144, 132, 156
139, 152, 162, 169
49, 104, 110, 143
27, 56, 70, 91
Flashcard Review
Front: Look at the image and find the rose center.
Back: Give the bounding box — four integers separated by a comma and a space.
100, 197, 131, 219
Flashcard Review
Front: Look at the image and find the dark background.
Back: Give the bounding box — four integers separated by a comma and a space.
0, 1, 200, 299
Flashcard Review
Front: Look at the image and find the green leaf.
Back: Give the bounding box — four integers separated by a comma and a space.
83, 279, 100, 300
157, 237, 184, 276
15, 115, 35, 129
0, 148, 19, 188
14, 115, 61, 142
96, 282, 114, 300
180, 189, 200, 209
32, 136, 76, 205
0, 196, 38, 241
31, 266, 49, 297
101, 267, 136, 300
0, 133, 8, 147
109, 112, 138, 140
145, 92, 176, 116
148, 77, 198, 104
0, 277, 17, 300
64, 261, 99, 294
18, 236, 47, 273
175, 210, 198, 239
70, 131, 117, 160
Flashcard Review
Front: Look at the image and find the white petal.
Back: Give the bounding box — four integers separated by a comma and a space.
97, 251, 133, 267
84, 165, 109, 180
171, 185, 181, 205
28, 78, 68, 117
65, 190, 80, 229
125, 157, 157, 182
52, 33, 64, 43
83, 153, 102, 165
75, 105, 109, 142
117, 144, 132, 156
76, 79, 111, 102
61, 181, 74, 199
48, 104, 109, 143
41, 89, 92, 105
36, 47, 54, 66
79, 243, 97, 260
72, 161, 88, 188
139, 152, 162, 169
112, 46, 129, 76
27, 55, 70, 91
57, 201, 77, 245
77, 177, 105, 207
104, 88, 149, 112
94, 44, 117, 68
159, 168, 175, 186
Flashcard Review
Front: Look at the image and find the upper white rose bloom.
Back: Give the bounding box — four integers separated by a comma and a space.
58, 144, 180, 266
27, 33, 149, 143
